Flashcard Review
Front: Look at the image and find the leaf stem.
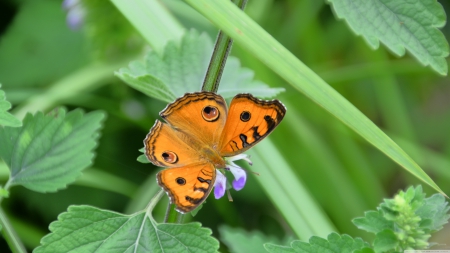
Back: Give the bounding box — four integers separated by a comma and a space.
0, 207, 27, 253
201, 0, 248, 93
147, 189, 165, 216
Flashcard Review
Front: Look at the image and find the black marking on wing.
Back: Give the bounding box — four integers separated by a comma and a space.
239, 134, 250, 148
185, 196, 203, 204
194, 187, 208, 193
264, 115, 276, 132
197, 177, 211, 185
252, 126, 262, 141
230, 140, 238, 151
200, 169, 213, 177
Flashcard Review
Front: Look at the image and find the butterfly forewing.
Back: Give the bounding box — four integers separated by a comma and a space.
218, 94, 286, 157
144, 120, 205, 167
160, 92, 228, 148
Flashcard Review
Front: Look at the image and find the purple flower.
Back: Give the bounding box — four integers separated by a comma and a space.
214, 172, 226, 199
62, 0, 85, 30
214, 154, 252, 199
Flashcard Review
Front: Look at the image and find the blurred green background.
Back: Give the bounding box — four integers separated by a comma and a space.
0, 0, 449, 251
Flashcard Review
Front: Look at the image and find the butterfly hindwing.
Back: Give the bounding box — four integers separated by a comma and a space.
157, 163, 216, 213
218, 94, 286, 157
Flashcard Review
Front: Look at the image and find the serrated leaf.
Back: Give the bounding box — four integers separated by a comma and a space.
137, 154, 150, 163
327, 0, 449, 75
373, 229, 397, 253
264, 244, 296, 253
0, 108, 105, 192
115, 30, 284, 103
265, 233, 373, 253
0, 84, 21, 127
220, 225, 285, 253
352, 210, 393, 234
34, 205, 219, 253
416, 193, 450, 232
137, 147, 150, 163
218, 57, 285, 99
118, 72, 177, 104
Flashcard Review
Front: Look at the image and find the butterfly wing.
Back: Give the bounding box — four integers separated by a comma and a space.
218, 94, 286, 157
144, 120, 205, 167
160, 92, 228, 147
157, 163, 215, 213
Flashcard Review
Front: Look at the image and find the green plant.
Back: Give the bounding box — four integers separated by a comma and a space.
0, 0, 449, 252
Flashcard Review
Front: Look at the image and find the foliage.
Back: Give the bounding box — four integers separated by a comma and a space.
327, 0, 449, 75
34, 205, 219, 253
264, 186, 449, 253
116, 29, 284, 103
0, 108, 105, 192
0, 0, 449, 252
354, 186, 450, 252
0, 84, 21, 127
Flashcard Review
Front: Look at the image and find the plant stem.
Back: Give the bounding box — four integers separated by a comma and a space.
164, 204, 181, 223
0, 207, 27, 253
147, 189, 165, 216
201, 0, 248, 92
0, 181, 26, 253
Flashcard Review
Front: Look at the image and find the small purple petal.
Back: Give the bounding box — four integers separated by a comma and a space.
214, 172, 226, 199
233, 177, 246, 191
66, 7, 84, 30
229, 165, 247, 191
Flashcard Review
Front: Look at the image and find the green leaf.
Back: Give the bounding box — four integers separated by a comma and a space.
372, 230, 397, 253
34, 205, 219, 253
219, 225, 286, 253
264, 245, 296, 253
182, 0, 446, 197
353, 186, 450, 251
0, 108, 105, 192
416, 193, 450, 232
0, 84, 21, 127
137, 147, 150, 163
264, 233, 373, 253
327, 0, 449, 75
115, 30, 284, 103
137, 154, 151, 164
352, 210, 393, 234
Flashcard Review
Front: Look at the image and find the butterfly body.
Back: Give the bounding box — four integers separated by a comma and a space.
145, 91, 285, 213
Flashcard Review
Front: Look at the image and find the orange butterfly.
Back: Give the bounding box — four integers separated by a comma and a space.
144, 92, 286, 213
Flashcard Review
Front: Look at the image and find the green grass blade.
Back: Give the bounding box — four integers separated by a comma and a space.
183, 0, 446, 197
110, 0, 184, 55
248, 139, 336, 239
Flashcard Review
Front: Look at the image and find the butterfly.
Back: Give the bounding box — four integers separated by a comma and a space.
144, 91, 286, 213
